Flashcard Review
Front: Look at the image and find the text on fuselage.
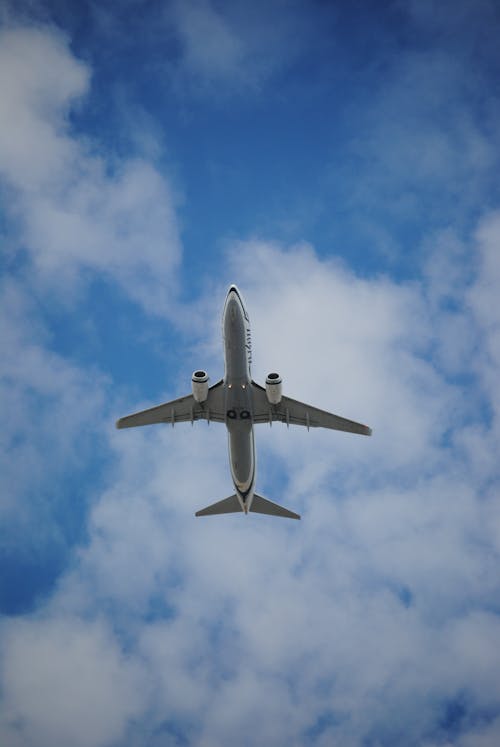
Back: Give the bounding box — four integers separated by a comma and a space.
245, 327, 252, 365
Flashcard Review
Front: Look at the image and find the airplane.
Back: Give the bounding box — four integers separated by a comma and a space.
116, 285, 372, 519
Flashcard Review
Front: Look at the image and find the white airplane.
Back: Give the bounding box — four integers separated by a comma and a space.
116, 285, 372, 519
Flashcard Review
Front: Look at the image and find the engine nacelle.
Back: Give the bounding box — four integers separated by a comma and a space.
192, 370, 209, 403
265, 372, 282, 405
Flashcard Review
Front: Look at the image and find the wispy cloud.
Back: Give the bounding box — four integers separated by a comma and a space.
168, 0, 319, 93
3, 230, 500, 745
1, 4, 500, 746
0, 278, 108, 549
0, 25, 181, 315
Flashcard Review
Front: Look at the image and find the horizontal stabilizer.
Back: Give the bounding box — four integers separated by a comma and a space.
195, 494, 242, 517
250, 493, 300, 520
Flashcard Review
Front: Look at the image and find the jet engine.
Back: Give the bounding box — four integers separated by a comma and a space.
265, 372, 282, 405
192, 370, 209, 403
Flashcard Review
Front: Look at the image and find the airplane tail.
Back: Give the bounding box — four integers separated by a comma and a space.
195, 494, 242, 516
250, 494, 300, 520
195, 493, 300, 520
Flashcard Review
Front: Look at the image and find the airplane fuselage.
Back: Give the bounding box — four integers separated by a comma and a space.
223, 286, 255, 512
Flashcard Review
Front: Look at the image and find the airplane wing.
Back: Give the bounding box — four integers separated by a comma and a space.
250, 381, 372, 436
116, 380, 225, 429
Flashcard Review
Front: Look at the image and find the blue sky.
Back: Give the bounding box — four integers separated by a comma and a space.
1, 1, 500, 745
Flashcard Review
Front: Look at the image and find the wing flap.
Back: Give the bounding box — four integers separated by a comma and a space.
116, 380, 225, 429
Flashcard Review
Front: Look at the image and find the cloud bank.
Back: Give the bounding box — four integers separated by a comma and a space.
3, 228, 500, 745
1, 4, 500, 747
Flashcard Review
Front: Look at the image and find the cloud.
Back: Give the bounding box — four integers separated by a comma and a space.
0, 615, 147, 747
342, 48, 499, 228
171, 0, 245, 83
168, 0, 317, 92
3, 226, 499, 745
0, 26, 88, 188
225, 239, 460, 481
1, 9, 500, 747
469, 211, 500, 389
0, 25, 181, 315
0, 277, 108, 539
325, 2, 500, 262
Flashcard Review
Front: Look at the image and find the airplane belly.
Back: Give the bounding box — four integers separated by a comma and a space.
228, 427, 255, 495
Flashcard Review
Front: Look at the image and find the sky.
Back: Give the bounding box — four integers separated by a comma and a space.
1, 0, 500, 745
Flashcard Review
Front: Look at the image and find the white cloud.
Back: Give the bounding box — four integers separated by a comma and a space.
224, 239, 460, 481
0, 25, 181, 315
469, 211, 500, 389
2, 227, 499, 745
1, 16, 500, 745
0, 278, 108, 546
0, 26, 89, 189
451, 210, 500, 494
0, 615, 147, 747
